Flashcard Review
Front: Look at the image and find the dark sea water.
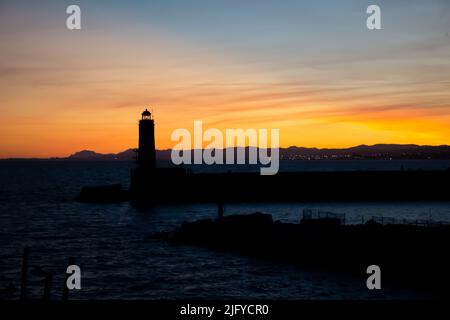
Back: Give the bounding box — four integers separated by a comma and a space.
1, 160, 450, 300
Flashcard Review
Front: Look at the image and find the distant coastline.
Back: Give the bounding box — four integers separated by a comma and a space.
2, 144, 450, 161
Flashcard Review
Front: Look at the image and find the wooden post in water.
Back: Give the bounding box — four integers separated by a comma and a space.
20, 247, 29, 301
43, 273, 53, 301
218, 202, 224, 220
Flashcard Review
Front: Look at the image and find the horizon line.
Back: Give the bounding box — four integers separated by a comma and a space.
2, 143, 450, 160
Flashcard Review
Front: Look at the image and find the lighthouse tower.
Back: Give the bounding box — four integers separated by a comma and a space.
138, 108, 156, 170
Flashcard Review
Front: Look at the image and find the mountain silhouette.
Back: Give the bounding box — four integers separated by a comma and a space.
68, 149, 137, 161
62, 144, 450, 161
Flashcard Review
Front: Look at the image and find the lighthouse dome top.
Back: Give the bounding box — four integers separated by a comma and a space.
141, 108, 152, 120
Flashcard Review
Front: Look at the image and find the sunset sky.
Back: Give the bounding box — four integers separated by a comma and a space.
1, 0, 449, 158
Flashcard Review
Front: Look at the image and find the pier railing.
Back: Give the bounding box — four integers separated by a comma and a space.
302, 209, 449, 227
369, 216, 448, 227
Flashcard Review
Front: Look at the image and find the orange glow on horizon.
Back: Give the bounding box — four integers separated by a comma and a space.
1, 101, 450, 158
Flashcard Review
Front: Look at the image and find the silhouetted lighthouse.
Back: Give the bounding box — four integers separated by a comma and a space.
138, 109, 156, 170
130, 108, 185, 197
